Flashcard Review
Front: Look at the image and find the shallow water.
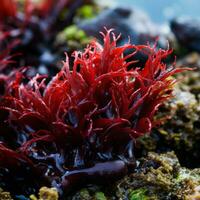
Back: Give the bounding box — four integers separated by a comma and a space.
101, 0, 200, 24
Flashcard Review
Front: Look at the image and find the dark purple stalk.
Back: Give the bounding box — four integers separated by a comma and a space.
53, 160, 128, 195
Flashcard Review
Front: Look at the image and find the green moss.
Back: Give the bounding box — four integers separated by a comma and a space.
76, 5, 96, 19
94, 192, 107, 200
129, 189, 148, 200
56, 25, 92, 50
63, 25, 83, 40
78, 189, 91, 200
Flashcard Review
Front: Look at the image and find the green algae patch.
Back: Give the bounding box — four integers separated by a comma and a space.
69, 187, 108, 200
77, 189, 91, 200
76, 5, 97, 19
129, 189, 148, 200
94, 192, 107, 200
56, 25, 92, 49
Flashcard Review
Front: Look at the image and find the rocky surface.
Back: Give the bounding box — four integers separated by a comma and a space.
68, 152, 200, 200
171, 18, 200, 52
78, 7, 169, 47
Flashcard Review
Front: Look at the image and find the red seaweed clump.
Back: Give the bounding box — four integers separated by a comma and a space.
0, 0, 92, 74
0, 29, 184, 197
0, 32, 21, 97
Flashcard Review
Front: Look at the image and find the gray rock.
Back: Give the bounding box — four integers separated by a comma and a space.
78, 7, 166, 46
171, 18, 200, 52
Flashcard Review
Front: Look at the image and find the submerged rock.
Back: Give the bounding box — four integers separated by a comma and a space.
171, 18, 200, 52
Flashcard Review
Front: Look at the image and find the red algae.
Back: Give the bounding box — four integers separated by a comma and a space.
0, 0, 69, 22
0, 29, 186, 196
0, 0, 17, 21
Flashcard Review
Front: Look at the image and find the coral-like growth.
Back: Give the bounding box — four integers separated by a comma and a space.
0, 30, 185, 196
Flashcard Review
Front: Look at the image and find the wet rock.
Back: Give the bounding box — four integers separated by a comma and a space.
78, 7, 167, 47
40, 51, 55, 66
38, 65, 49, 75
171, 18, 200, 52
69, 152, 200, 200
116, 152, 200, 200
